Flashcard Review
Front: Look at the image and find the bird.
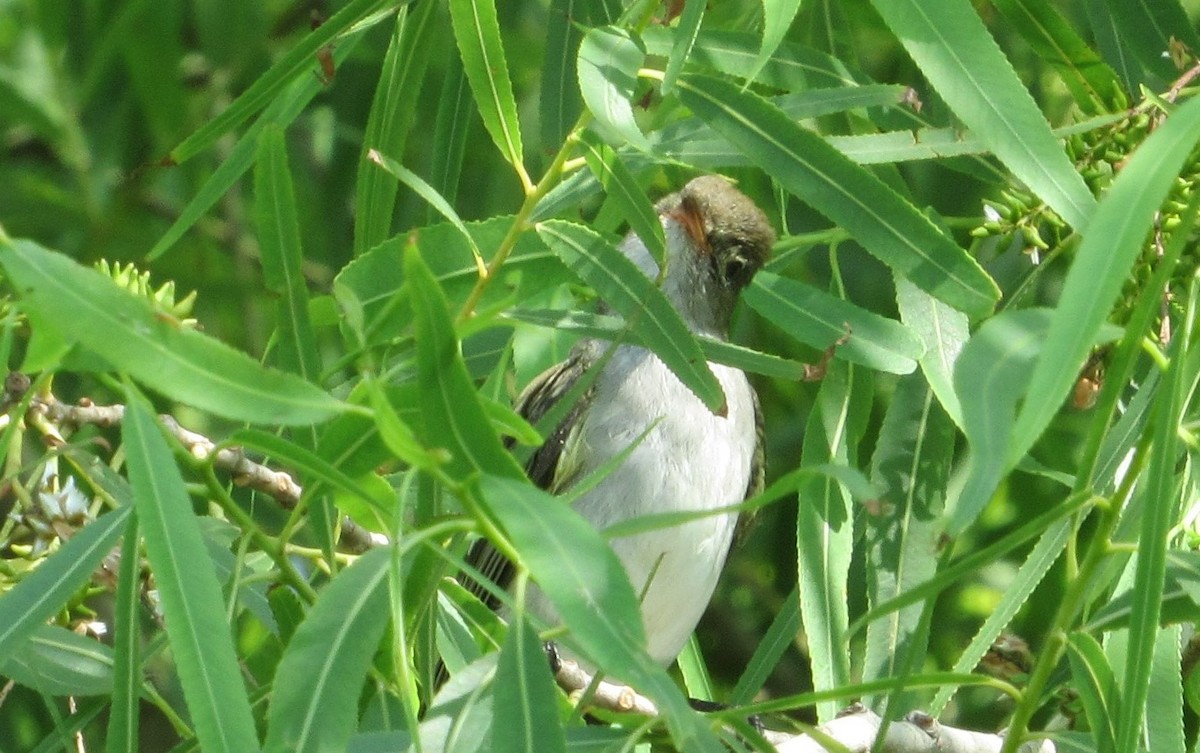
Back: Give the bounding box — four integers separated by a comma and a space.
464, 174, 774, 670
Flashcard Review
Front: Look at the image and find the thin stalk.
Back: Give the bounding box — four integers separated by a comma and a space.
1000, 438, 1148, 753
456, 115, 587, 321
194, 464, 318, 602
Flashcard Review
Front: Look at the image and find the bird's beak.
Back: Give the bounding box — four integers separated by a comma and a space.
668, 198, 710, 255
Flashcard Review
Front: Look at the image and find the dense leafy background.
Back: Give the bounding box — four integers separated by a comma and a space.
1, 0, 1200, 751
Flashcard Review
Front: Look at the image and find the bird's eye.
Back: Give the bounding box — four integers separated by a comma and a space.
723, 254, 750, 287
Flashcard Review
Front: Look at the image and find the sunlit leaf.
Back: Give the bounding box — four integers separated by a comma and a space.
862, 375, 952, 708
578, 130, 664, 266
449, 0, 524, 172
747, 0, 805, 86
479, 476, 725, 753
1, 239, 342, 425
1013, 95, 1200, 467
124, 389, 259, 753
255, 125, 321, 382
868, 0, 1097, 229
0, 508, 130, 661
577, 26, 648, 150
354, 3, 437, 255
264, 548, 390, 753
535, 219, 725, 411
676, 73, 999, 319
167, 0, 390, 165
660, 0, 705, 94
746, 272, 924, 374
950, 309, 1052, 535
0, 625, 114, 696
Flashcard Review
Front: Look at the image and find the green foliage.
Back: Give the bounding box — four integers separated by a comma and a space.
1, 1, 1200, 751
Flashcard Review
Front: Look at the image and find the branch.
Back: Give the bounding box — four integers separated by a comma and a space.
9, 376, 382, 553
552, 659, 1055, 753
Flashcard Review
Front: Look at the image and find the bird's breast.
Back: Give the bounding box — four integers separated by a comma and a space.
556, 344, 757, 664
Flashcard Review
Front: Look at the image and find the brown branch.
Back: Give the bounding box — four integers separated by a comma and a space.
552, 663, 1056, 753
553, 657, 659, 716
8, 377, 381, 553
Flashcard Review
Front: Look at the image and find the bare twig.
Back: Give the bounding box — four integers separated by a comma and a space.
553, 657, 659, 716
8, 376, 382, 553
552, 664, 1056, 753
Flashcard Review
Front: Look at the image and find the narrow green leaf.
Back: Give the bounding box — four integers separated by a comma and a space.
0, 507, 130, 660
1013, 95, 1200, 467
449, 0, 524, 172
896, 276, 968, 430
106, 515, 141, 753
368, 148, 483, 267
1083, 0, 1143, 94
577, 26, 649, 150
745, 272, 924, 374
264, 548, 391, 753
1, 239, 342, 425
677, 636, 716, 702
853, 492, 1093, 644
644, 27, 857, 90
354, 2, 438, 255
1116, 297, 1192, 753
598, 462, 875, 542
541, 0, 586, 147
535, 219, 725, 411
479, 475, 725, 753
334, 217, 566, 348
661, 0, 705, 94
362, 380, 447, 471
990, 0, 1121, 114
0, 625, 114, 696
428, 53, 474, 219
480, 395, 542, 447
1066, 633, 1119, 753
747, 0, 805, 86
166, 0, 390, 164
123, 389, 259, 753
644, 27, 1001, 177
796, 361, 864, 721
533, 83, 915, 220
949, 309, 1053, 535
1147, 624, 1186, 753
421, 655, 498, 750
1100, 0, 1197, 87
148, 26, 370, 260
1087, 551, 1200, 632
405, 246, 525, 481
492, 612, 566, 753
730, 587, 800, 705
868, 0, 1096, 229
578, 130, 664, 266
676, 73, 999, 319
503, 308, 822, 381
863, 375, 953, 707
226, 428, 394, 513
929, 519, 1071, 716
255, 125, 321, 382
16, 699, 107, 751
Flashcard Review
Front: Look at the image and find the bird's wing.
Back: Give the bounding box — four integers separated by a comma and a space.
733, 385, 765, 546
462, 348, 595, 610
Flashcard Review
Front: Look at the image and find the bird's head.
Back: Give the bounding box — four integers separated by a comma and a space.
649, 176, 774, 334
